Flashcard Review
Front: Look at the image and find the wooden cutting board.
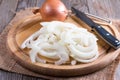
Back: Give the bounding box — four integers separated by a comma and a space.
7, 14, 120, 77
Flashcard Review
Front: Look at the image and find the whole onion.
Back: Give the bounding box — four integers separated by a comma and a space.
33, 0, 68, 21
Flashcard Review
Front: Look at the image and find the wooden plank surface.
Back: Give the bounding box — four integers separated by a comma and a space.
0, 0, 18, 34
0, 0, 120, 80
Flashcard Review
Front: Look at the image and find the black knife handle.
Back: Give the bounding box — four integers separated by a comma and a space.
92, 24, 120, 49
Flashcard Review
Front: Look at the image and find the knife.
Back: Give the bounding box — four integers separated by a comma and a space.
71, 7, 120, 49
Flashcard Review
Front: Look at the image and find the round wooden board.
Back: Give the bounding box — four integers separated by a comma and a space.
7, 15, 120, 77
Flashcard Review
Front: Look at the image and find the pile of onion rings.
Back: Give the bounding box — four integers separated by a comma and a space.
21, 21, 99, 65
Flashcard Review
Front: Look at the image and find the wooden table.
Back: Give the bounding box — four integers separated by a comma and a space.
0, 0, 120, 80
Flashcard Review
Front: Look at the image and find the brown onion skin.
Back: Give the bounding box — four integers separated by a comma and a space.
39, 0, 68, 21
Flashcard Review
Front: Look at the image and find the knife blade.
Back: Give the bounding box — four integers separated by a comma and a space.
71, 7, 120, 49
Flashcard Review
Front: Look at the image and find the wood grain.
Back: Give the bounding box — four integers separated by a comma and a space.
7, 14, 120, 77
1, 0, 120, 80
0, 0, 18, 34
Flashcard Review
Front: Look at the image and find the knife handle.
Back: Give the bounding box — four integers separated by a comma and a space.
93, 24, 120, 49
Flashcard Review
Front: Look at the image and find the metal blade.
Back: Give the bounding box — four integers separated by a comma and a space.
71, 7, 97, 28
